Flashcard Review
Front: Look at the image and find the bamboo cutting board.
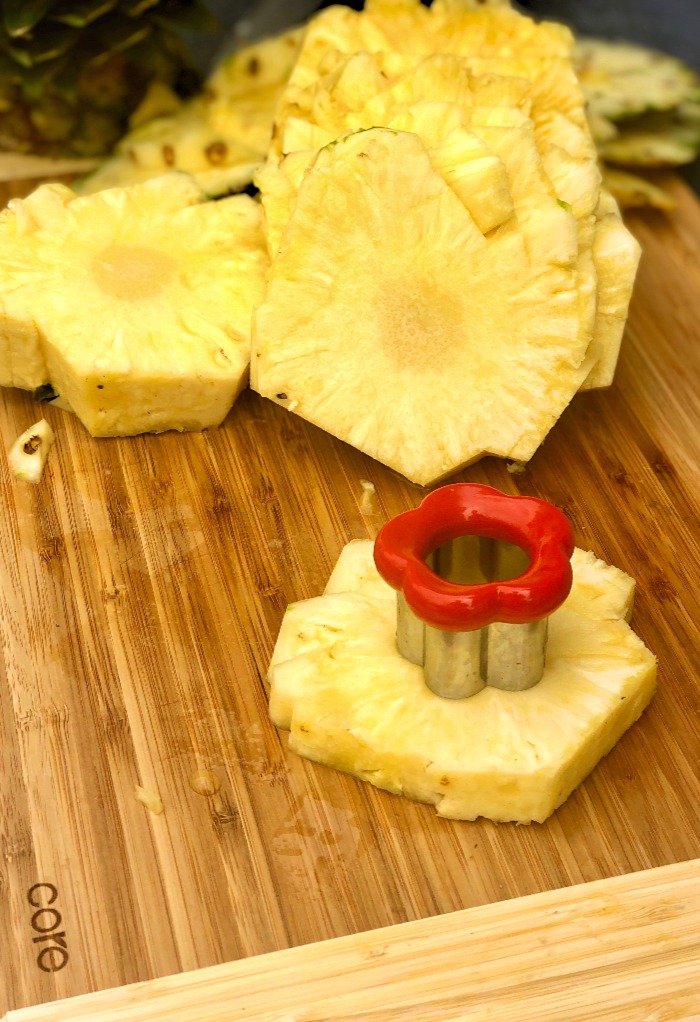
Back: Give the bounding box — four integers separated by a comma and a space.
4, 858, 700, 1021
0, 171, 699, 1017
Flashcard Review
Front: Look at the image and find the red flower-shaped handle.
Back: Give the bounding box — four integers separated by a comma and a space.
374, 484, 575, 632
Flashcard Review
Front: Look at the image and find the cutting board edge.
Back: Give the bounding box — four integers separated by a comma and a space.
5, 856, 700, 1022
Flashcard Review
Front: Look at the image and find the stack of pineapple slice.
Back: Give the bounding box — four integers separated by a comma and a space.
0, 0, 642, 458
269, 539, 657, 823
251, 0, 640, 486
0, 175, 267, 435
71, 14, 699, 216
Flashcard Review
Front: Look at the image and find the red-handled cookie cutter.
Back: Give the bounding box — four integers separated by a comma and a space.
374, 484, 575, 698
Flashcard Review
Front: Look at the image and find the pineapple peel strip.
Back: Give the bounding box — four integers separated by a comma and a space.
268, 541, 657, 824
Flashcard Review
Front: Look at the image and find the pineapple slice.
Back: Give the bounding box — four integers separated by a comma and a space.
0, 182, 74, 391
599, 111, 700, 168
206, 28, 306, 100
267, 51, 595, 297
77, 97, 264, 198
0, 175, 268, 437
252, 128, 589, 486
256, 149, 312, 257
357, 56, 533, 124
278, 88, 518, 236
462, 54, 600, 217
353, 59, 606, 378
324, 538, 395, 599
268, 42, 621, 394
269, 540, 657, 823
287, 0, 572, 97
601, 167, 676, 211
581, 188, 642, 390
573, 36, 700, 173
395, 108, 514, 234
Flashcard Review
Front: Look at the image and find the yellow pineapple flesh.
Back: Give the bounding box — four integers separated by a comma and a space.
253, 127, 588, 485
0, 183, 75, 392
262, 0, 639, 408
269, 540, 657, 824
581, 188, 642, 390
0, 175, 268, 436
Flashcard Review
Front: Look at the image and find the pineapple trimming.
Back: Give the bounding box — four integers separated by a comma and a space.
0, 0, 215, 158
78, 27, 305, 196
574, 36, 700, 209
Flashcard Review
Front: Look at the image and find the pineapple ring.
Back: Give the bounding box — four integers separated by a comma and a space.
268, 540, 657, 824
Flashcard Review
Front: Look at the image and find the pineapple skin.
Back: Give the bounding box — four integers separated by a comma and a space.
268, 541, 657, 824
0, 1, 211, 160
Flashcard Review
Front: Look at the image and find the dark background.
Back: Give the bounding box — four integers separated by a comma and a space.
527, 0, 700, 195
195, 0, 700, 71
525, 0, 700, 74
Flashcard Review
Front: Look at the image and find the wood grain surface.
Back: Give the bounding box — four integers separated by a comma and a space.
4, 857, 700, 1022
0, 171, 699, 1016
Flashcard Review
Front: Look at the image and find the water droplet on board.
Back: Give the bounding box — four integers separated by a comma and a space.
188, 769, 221, 797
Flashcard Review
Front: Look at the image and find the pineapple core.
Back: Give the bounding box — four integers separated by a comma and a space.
91, 245, 175, 302
377, 277, 464, 368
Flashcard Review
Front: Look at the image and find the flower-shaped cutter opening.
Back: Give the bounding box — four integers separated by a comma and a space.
374, 484, 575, 698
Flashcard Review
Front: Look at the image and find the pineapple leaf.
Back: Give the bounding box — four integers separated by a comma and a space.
88, 13, 152, 53
6, 55, 65, 98
1, 0, 53, 39
51, 1, 118, 29
151, 0, 219, 33
4, 22, 77, 68
121, 0, 160, 14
